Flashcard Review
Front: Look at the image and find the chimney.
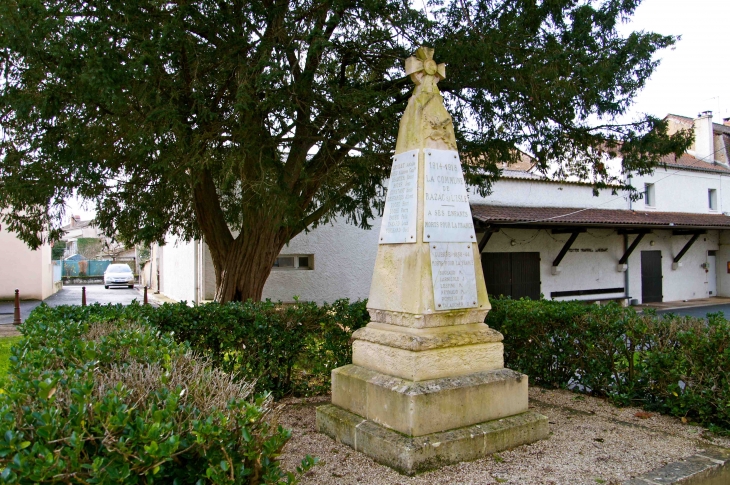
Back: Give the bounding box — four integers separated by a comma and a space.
694, 111, 714, 162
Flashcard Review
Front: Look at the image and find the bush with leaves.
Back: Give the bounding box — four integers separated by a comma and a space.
486, 298, 730, 433
146, 298, 370, 398
0, 303, 315, 484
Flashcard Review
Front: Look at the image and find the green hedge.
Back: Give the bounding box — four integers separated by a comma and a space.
0, 304, 315, 484
486, 298, 730, 432
12, 296, 727, 439
147, 299, 369, 398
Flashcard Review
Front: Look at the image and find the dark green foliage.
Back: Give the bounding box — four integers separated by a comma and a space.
0, 0, 692, 301
148, 299, 370, 397
13, 299, 369, 399
0, 303, 315, 484
487, 298, 730, 432
51, 240, 66, 260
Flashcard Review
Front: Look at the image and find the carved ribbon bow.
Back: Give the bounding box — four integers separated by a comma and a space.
405, 47, 446, 89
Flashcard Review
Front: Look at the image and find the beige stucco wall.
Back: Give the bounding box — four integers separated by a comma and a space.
0, 225, 55, 300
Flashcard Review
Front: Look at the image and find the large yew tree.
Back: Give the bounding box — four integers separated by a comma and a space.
0, 0, 691, 301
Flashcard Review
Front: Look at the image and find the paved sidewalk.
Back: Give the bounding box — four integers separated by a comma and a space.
140, 288, 177, 306
635, 296, 730, 318
0, 284, 146, 326
0, 300, 42, 325
635, 296, 730, 311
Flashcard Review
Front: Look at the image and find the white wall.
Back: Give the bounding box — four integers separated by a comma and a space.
480, 228, 720, 304
469, 179, 628, 209
717, 231, 730, 297
262, 217, 381, 304
480, 228, 626, 301
0, 226, 56, 300
157, 169, 730, 305
624, 230, 719, 303
631, 168, 723, 214
159, 236, 197, 304
201, 240, 216, 300
41, 240, 54, 300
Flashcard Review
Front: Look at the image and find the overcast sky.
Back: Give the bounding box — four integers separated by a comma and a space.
66, 0, 730, 221
617, 0, 730, 123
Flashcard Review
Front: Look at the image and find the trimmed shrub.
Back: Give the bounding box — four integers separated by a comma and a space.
486, 298, 730, 432
147, 299, 369, 397
0, 303, 315, 484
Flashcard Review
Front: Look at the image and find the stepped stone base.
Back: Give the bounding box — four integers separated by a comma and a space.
316, 404, 549, 475
351, 323, 505, 381
332, 364, 530, 436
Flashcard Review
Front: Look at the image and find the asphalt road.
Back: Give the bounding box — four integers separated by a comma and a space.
0, 285, 144, 324
656, 303, 730, 319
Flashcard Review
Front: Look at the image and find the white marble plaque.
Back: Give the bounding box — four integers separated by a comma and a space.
379, 149, 419, 244
423, 149, 476, 243
430, 243, 478, 310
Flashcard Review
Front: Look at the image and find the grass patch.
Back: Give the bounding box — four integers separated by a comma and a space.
0, 336, 21, 388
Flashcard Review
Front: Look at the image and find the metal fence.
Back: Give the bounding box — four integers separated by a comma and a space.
62, 260, 112, 277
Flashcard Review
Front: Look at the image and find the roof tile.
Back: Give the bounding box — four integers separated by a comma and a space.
471, 205, 730, 229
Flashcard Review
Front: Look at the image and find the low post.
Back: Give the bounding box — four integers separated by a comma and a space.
82, 286, 87, 307
144, 286, 148, 305
13, 289, 21, 326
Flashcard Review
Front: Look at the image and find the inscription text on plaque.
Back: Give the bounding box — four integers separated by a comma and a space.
430, 243, 478, 310
424, 149, 475, 243
379, 149, 419, 244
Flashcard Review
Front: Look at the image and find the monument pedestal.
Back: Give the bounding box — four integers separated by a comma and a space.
317, 343, 549, 474
317, 321, 549, 474
317, 47, 548, 473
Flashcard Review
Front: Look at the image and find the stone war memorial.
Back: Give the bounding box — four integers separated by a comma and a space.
316, 47, 549, 474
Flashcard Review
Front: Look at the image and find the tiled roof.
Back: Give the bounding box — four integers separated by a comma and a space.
61, 220, 94, 231
499, 169, 545, 180
471, 205, 730, 229
495, 150, 535, 172
658, 151, 730, 173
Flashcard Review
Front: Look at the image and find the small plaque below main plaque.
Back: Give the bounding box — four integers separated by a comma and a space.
430, 243, 478, 310
379, 149, 419, 244
423, 149, 476, 243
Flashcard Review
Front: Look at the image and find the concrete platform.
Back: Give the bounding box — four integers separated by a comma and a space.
316, 403, 549, 475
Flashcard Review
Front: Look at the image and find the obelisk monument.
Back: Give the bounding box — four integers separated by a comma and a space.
317, 47, 548, 475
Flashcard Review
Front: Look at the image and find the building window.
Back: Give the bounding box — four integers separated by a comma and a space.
644, 183, 655, 207
709, 189, 718, 211
273, 254, 314, 270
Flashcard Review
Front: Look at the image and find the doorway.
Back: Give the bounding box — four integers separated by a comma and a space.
482, 252, 541, 300
641, 250, 663, 303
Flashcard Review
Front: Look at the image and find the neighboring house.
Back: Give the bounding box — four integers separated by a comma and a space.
61, 216, 137, 270
0, 223, 60, 300
61, 215, 102, 258
154, 112, 730, 305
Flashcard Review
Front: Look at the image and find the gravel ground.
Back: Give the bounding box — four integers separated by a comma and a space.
277, 387, 729, 485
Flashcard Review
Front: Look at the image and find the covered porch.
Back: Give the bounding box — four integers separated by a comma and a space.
470, 205, 730, 304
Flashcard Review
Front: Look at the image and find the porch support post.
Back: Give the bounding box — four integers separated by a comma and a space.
673, 232, 702, 263
619, 233, 646, 265
552, 231, 581, 267
477, 226, 499, 253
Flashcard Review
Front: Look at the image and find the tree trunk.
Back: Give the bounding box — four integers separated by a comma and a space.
213, 224, 287, 303
192, 168, 293, 303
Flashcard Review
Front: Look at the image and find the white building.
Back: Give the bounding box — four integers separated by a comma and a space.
0, 224, 60, 301
155, 113, 730, 305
